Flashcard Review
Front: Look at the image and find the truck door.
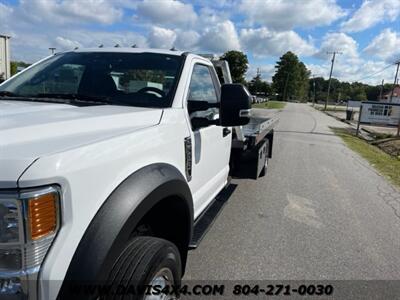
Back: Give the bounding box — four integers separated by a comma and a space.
186, 63, 231, 218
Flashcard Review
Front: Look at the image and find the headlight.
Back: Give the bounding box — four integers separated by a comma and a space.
0, 186, 61, 299
0, 199, 20, 244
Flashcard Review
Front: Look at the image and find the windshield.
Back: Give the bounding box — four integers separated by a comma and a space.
0, 52, 184, 108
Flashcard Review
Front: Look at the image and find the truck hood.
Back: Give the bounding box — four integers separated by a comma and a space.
0, 100, 163, 186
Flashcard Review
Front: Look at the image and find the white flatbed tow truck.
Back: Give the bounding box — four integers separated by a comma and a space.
0, 48, 277, 299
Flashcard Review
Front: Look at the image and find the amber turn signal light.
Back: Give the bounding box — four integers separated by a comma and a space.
28, 192, 58, 240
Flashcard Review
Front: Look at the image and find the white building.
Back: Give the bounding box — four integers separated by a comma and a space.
0, 35, 11, 81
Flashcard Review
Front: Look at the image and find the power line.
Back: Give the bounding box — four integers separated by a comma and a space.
355, 63, 393, 82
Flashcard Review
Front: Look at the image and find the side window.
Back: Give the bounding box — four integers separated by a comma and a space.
187, 64, 219, 122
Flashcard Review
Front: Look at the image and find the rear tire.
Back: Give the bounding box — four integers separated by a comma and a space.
105, 236, 182, 300
259, 158, 268, 177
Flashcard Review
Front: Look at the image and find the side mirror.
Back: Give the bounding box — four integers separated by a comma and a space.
220, 84, 251, 126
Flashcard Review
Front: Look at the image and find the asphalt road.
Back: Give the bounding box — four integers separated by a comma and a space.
185, 103, 400, 281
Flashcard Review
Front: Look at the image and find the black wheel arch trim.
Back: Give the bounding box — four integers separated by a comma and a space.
58, 163, 193, 296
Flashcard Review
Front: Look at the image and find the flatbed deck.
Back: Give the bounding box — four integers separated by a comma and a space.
243, 116, 278, 146
232, 114, 278, 149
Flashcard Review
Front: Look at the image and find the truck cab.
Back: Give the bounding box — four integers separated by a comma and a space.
0, 48, 274, 299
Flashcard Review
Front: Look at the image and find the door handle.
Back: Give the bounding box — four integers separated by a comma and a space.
223, 128, 231, 137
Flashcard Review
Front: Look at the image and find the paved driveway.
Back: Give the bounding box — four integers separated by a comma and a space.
185, 103, 400, 280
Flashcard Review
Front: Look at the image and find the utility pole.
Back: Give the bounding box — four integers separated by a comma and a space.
379, 79, 384, 100
312, 74, 316, 106
325, 51, 342, 110
49, 47, 56, 54
283, 72, 290, 102
390, 61, 400, 103
255, 67, 261, 96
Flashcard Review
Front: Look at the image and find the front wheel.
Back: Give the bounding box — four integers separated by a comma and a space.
105, 236, 182, 300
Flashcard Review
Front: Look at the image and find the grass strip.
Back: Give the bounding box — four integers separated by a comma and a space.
332, 128, 400, 188
252, 101, 286, 109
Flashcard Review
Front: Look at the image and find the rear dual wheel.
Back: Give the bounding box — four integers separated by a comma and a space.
259, 157, 268, 177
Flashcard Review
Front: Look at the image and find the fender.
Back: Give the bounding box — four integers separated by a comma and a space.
58, 163, 193, 295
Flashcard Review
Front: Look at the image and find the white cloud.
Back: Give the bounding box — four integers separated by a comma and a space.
0, 3, 14, 35
17, 0, 123, 25
246, 64, 275, 81
239, 0, 346, 30
54, 37, 82, 50
240, 27, 315, 58
65, 30, 148, 49
147, 26, 177, 49
135, 0, 197, 26
0, 2, 13, 20
9, 30, 148, 62
145, 19, 240, 52
306, 32, 397, 85
315, 32, 358, 59
341, 0, 400, 32
307, 59, 397, 85
197, 7, 228, 26
195, 0, 236, 9
364, 29, 400, 62
61, 0, 123, 24
174, 30, 200, 50
197, 20, 241, 53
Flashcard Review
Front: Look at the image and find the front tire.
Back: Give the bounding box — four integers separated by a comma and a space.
106, 236, 182, 300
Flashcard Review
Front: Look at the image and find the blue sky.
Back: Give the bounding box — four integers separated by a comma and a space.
1, 0, 399, 85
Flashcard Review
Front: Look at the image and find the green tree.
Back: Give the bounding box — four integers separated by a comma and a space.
309, 77, 384, 103
10, 62, 17, 76
350, 82, 367, 101
365, 85, 381, 101
339, 81, 352, 101
220, 50, 248, 84
309, 77, 326, 102
297, 62, 311, 101
383, 83, 395, 94
328, 78, 340, 100
272, 51, 310, 101
248, 74, 271, 96
10, 61, 31, 76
